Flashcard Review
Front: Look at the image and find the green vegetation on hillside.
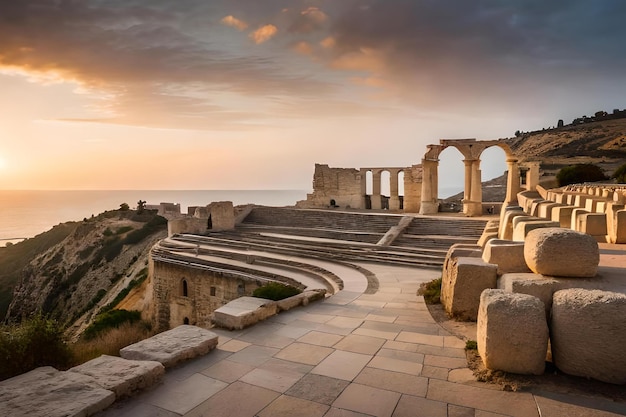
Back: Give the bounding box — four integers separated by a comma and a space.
0, 313, 72, 380
556, 164, 608, 186
1, 208, 166, 323
0, 223, 77, 318
613, 163, 626, 183
82, 309, 143, 341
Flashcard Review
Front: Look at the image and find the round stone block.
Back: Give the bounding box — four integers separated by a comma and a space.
524, 228, 598, 277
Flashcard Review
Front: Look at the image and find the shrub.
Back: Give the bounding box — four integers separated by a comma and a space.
71, 321, 154, 365
417, 277, 442, 304
465, 340, 478, 350
82, 309, 142, 340
0, 313, 73, 380
556, 164, 607, 186
252, 282, 301, 301
613, 163, 626, 183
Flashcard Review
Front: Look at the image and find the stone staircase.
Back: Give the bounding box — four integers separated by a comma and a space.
198, 207, 489, 269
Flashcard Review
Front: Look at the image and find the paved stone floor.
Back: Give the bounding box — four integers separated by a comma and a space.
98, 263, 626, 417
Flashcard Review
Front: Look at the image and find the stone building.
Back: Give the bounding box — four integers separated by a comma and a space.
151, 258, 265, 331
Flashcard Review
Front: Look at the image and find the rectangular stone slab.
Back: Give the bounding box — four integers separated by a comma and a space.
0, 366, 115, 417
120, 325, 218, 368
69, 355, 165, 399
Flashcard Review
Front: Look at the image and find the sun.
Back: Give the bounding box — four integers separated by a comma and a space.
0, 156, 7, 170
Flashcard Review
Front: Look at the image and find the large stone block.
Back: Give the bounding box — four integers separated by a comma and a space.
500, 212, 533, 240
0, 366, 115, 417
524, 228, 599, 278
497, 273, 558, 315
212, 296, 278, 330
482, 239, 529, 274
441, 257, 497, 321
120, 325, 219, 368
441, 244, 482, 295
477, 290, 548, 375
512, 219, 560, 242
551, 205, 575, 228
579, 213, 608, 240
69, 355, 164, 399
551, 289, 626, 384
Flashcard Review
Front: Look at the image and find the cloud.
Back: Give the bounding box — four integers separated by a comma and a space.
288, 6, 329, 34
320, 0, 626, 110
249, 24, 278, 44
221, 15, 248, 31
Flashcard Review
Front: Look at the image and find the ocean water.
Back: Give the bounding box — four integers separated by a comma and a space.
0, 190, 308, 245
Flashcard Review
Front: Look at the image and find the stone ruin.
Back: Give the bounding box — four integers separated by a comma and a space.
297, 139, 542, 217
441, 185, 626, 384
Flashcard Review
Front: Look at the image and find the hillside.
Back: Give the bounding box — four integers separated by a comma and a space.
2, 209, 167, 331
504, 117, 626, 178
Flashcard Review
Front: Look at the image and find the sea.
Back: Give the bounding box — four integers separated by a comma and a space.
0, 190, 309, 246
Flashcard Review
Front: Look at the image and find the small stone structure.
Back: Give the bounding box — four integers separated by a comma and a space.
168, 201, 235, 236
477, 290, 548, 375
151, 254, 267, 331
120, 325, 219, 368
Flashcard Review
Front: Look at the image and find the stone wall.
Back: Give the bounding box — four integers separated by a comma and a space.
297, 164, 363, 209
403, 164, 423, 212
152, 259, 264, 331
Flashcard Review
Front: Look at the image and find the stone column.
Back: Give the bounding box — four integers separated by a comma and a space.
465, 159, 483, 216
389, 169, 401, 210
463, 159, 473, 202
419, 159, 439, 214
526, 162, 540, 191
504, 158, 520, 207
371, 170, 382, 209
360, 169, 368, 209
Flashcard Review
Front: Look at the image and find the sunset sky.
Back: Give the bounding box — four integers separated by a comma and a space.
1, 0, 625, 191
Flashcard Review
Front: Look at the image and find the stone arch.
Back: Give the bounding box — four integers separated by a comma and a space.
183, 317, 190, 325
420, 139, 520, 216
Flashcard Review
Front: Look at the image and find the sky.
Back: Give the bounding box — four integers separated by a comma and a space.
1, 0, 626, 191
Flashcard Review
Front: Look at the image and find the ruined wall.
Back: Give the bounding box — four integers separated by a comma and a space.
167, 201, 235, 236
403, 164, 423, 213
208, 201, 235, 230
152, 259, 263, 331
297, 164, 364, 209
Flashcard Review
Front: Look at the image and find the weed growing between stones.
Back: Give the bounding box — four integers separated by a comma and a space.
417, 277, 442, 304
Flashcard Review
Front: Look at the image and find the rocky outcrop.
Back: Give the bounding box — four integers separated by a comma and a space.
5, 210, 167, 328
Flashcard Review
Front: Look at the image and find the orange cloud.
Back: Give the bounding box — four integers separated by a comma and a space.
320, 37, 335, 49
249, 24, 278, 44
293, 41, 313, 55
220, 15, 248, 31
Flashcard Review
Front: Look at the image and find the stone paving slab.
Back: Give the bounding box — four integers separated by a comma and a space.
120, 324, 218, 368
0, 366, 115, 417
69, 354, 164, 399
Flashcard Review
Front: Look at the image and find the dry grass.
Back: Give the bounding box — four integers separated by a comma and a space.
70, 321, 155, 366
